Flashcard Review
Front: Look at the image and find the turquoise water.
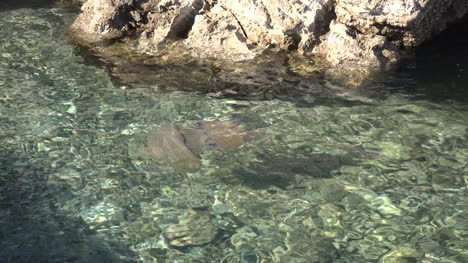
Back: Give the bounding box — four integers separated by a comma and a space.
0, 3, 467, 263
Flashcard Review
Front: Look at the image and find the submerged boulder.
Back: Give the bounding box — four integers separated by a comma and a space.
69, 0, 467, 79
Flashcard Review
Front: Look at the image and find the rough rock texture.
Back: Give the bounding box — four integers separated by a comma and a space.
137, 0, 205, 52
68, 0, 137, 43
69, 0, 468, 75
316, 0, 468, 70
183, 0, 336, 60
314, 21, 400, 69
69, 0, 336, 61
130, 0, 336, 61
181, 3, 261, 61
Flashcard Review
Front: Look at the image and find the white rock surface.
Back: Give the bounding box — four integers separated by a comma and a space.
69, 0, 468, 75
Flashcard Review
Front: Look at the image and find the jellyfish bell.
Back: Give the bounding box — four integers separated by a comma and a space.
138, 120, 248, 172
179, 120, 246, 156
145, 124, 202, 172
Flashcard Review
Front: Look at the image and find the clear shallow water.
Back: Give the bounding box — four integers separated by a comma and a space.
0, 4, 467, 263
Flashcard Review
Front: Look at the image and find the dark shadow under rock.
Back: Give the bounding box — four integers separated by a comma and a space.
71, 41, 374, 109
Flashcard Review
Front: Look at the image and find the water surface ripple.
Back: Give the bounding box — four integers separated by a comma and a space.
0, 4, 467, 263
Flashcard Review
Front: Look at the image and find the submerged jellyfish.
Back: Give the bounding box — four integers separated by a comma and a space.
138, 120, 247, 172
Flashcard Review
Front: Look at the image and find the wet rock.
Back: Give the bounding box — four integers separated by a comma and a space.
158, 183, 216, 208
354, 236, 392, 261
306, 179, 348, 203
275, 231, 339, 263
363, 141, 416, 161
229, 226, 259, 251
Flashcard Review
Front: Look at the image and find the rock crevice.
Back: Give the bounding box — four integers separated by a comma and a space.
221, 5, 250, 42
166, 0, 204, 39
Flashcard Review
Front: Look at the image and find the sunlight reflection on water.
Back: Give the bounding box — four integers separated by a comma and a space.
0, 4, 467, 263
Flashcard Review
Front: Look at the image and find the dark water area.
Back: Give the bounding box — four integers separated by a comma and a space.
0, 2, 467, 263
366, 18, 468, 103
0, 0, 56, 10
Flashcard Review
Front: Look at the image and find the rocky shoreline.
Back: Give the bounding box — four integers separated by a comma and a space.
67, 0, 467, 83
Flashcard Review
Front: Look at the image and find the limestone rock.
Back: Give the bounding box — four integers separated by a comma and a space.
68, 0, 335, 57
314, 21, 399, 69
68, 0, 468, 79
69, 0, 135, 43
314, 0, 468, 70
189, 0, 335, 57
137, 0, 206, 53
335, 0, 468, 47
184, 4, 260, 61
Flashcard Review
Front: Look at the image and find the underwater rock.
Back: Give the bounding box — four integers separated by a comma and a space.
163, 209, 218, 247
276, 231, 339, 263
379, 247, 424, 263
140, 120, 246, 172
